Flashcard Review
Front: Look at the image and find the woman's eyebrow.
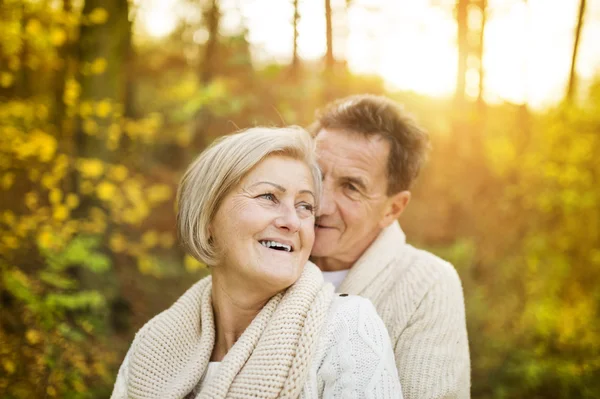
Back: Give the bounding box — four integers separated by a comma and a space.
250, 181, 315, 201
299, 190, 315, 201
249, 181, 286, 191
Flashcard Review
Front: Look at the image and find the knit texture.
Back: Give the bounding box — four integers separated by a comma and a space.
111, 262, 404, 399
337, 221, 471, 399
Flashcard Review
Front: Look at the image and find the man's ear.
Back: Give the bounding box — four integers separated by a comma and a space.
379, 190, 411, 228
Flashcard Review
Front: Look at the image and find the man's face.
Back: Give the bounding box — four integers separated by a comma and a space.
312, 128, 393, 269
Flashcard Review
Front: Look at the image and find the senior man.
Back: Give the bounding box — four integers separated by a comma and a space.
310, 94, 470, 399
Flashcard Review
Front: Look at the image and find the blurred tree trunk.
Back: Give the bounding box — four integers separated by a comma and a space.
192, 0, 220, 146
291, 0, 300, 76
325, 0, 334, 73
476, 0, 487, 109
455, 0, 468, 106
200, 0, 220, 85
74, 0, 131, 332
566, 0, 586, 103
75, 0, 130, 159
52, 0, 75, 133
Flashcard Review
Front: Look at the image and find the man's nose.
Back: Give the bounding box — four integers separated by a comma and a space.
317, 182, 335, 217
275, 203, 301, 233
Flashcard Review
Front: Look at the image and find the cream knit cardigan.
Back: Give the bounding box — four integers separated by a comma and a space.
336, 221, 471, 399
111, 262, 403, 398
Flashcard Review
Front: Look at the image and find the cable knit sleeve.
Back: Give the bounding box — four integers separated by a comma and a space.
394, 263, 470, 399
310, 295, 403, 399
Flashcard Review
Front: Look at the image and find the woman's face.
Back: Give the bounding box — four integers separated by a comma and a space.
210, 155, 316, 292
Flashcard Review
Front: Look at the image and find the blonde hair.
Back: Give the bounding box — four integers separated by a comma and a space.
177, 126, 321, 266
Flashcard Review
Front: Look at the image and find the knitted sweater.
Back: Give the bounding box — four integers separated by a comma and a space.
111, 264, 403, 398
337, 221, 471, 399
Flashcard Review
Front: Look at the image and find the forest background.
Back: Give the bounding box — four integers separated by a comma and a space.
1, 0, 599, 397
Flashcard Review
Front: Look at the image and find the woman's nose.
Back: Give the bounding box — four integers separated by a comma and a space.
275, 204, 301, 233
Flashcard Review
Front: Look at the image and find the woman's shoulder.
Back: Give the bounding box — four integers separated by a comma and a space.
325, 294, 390, 356
307, 294, 402, 398
328, 294, 379, 322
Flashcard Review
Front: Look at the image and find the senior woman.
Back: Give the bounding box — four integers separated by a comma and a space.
111, 127, 402, 398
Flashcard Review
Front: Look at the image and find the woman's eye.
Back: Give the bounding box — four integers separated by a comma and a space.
297, 203, 314, 214
258, 193, 276, 202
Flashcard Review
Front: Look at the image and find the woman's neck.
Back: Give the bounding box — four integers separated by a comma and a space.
209, 271, 275, 361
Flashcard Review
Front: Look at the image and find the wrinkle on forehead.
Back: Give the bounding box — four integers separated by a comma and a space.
316, 130, 389, 190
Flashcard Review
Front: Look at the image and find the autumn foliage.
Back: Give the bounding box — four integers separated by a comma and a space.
1, 1, 599, 398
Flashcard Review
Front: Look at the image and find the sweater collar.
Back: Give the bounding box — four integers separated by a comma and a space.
338, 220, 406, 295
127, 262, 334, 399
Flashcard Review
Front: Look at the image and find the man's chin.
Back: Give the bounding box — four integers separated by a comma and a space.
310, 238, 334, 258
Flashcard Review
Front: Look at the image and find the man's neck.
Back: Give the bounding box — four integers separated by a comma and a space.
311, 256, 354, 272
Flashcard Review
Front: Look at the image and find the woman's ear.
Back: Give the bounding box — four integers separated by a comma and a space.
379, 190, 411, 229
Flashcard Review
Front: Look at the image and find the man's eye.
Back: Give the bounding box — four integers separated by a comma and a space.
258, 193, 276, 202
345, 182, 358, 192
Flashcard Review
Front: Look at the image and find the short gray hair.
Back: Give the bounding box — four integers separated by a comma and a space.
177, 126, 321, 266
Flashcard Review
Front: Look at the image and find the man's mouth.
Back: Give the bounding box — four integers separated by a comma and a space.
315, 224, 334, 229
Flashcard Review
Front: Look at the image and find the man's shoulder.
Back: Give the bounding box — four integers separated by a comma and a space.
399, 244, 462, 287
374, 243, 464, 312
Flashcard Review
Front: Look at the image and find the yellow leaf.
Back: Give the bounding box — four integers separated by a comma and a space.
73, 380, 86, 393
90, 58, 107, 75
88, 7, 109, 24
3, 211, 16, 225
80, 181, 94, 195
47, 386, 57, 397
53, 205, 69, 221
2, 359, 15, 375
66, 193, 79, 208
108, 165, 128, 182
25, 329, 42, 345
80, 320, 94, 333
63, 79, 80, 106
25, 19, 42, 35
80, 101, 94, 118
51, 28, 67, 46
41, 174, 56, 190
184, 255, 206, 272
141, 230, 158, 248
109, 234, 126, 253
96, 181, 117, 201
96, 100, 112, 118
36, 104, 49, 120
25, 191, 38, 209
49, 189, 63, 204
83, 118, 98, 135
3, 235, 18, 249
147, 184, 172, 204
138, 256, 156, 274
77, 158, 104, 178
0, 72, 14, 88
1, 172, 15, 190
37, 230, 55, 249
28, 169, 40, 182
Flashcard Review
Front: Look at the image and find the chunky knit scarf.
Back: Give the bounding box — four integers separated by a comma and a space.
126, 262, 335, 399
